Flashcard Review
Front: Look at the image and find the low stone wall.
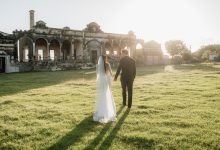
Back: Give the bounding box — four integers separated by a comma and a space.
18, 63, 33, 72
33, 60, 95, 72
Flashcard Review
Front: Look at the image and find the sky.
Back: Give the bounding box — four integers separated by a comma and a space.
1, 0, 220, 54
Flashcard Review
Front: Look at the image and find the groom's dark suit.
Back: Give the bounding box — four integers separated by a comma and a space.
115, 56, 136, 108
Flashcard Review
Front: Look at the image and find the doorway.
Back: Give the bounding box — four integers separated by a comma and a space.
0, 57, 6, 73
91, 50, 97, 64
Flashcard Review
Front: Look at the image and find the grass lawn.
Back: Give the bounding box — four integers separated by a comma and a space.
0, 63, 220, 150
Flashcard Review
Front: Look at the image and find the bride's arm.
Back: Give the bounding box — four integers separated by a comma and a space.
108, 63, 113, 76
96, 64, 98, 75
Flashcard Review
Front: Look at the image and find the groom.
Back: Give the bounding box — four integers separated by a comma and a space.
114, 49, 136, 108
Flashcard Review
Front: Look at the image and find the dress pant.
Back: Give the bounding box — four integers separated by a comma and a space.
121, 78, 133, 108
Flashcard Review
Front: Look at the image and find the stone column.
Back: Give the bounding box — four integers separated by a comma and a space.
17, 40, 20, 62
80, 40, 85, 62
33, 42, 35, 58
60, 43, 63, 60
47, 42, 50, 60
71, 41, 74, 60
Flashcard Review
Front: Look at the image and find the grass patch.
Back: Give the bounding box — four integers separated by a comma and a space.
0, 64, 220, 149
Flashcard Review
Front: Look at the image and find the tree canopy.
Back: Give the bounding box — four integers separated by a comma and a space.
165, 40, 189, 57
194, 44, 220, 60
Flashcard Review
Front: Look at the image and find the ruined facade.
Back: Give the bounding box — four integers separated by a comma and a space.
0, 10, 165, 73
13, 10, 136, 64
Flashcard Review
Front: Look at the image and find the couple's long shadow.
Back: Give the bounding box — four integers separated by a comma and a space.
84, 107, 130, 150
47, 114, 96, 150
83, 106, 129, 150
47, 106, 129, 150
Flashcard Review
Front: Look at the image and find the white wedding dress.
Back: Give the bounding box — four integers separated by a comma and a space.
93, 56, 116, 123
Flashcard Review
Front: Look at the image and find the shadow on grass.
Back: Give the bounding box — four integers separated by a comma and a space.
83, 106, 125, 150
47, 115, 96, 150
47, 106, 125, 150
0, 66, 166, 97
120, 136, 156, 150
96, 109, 130, 150
0, 69, 96, 97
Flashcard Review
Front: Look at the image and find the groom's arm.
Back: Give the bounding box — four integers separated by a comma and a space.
114, 60, 122, 81
133, 60, 136, 79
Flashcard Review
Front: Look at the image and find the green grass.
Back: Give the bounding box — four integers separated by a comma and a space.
0, 63, 220, 150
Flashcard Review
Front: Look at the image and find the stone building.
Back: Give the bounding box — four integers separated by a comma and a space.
134, 40, 163, 65
0, 31, 15, 56
0, 31, 16, 73
13, 10, 137, 64
1, 10, 165, 73
143, 40, 163, 65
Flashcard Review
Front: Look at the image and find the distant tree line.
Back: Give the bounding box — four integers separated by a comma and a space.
165, 40, 220, 64
193, 44, 220, 62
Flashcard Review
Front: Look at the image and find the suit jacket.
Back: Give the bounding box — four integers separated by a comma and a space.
115, 56, 136, 81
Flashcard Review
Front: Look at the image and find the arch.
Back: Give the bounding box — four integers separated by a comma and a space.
49, 39, 60, 60
86, 39, 102, 63
112, 40, 119, 48
49, 38, 61, 44
135, 39, 145, 53
15, 33, 33, 42
104, 42, 113, 55
61, 40, 71, 60
18, 36, 34, 62
133, 42, 145, 64
34, 37, 49, 44
85, 38, 102, 46
136, 43, 143, 49
35, 38, 48, 60
135, 42, 144, 56
112, 40, 122, 56
17, 35, 33, 43
116, 40, 129, 56
73, 39, 83, 61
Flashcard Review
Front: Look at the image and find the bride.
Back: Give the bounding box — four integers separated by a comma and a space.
93, 55, 116, 123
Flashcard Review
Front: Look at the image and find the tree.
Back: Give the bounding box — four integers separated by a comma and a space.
165, 40, 189, 58
182, 51, 192, 62
194, 44, 220, 61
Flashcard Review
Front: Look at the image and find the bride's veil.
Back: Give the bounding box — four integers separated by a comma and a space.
95, 56, 108, 107
97, 56, 105, 79
94, 56, 116, 123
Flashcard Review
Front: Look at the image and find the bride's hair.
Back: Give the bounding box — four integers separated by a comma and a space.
102, 55, 107, 73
